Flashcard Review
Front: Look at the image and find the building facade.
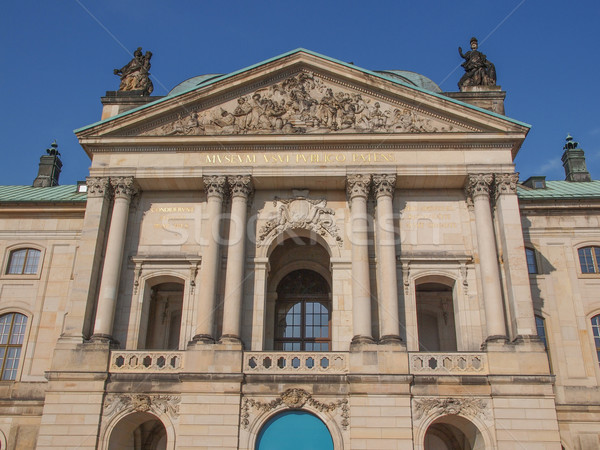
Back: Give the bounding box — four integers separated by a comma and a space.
0, 49, 598, 449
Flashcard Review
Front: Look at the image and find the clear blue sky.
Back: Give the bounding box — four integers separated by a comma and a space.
1, 1, 599, 185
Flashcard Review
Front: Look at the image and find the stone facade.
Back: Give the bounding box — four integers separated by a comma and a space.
0, 49, 596, 448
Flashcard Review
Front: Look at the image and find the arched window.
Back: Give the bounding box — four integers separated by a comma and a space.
578, 246, 600, 273
592, 315, 600, 367
6, 248, 41, 275
275, 270, 331, 351
0, 313, 27, 380
256, 411, 333, 450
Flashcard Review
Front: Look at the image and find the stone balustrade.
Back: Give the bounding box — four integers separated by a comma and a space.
243, 352, 348, 374
409, 352, 488, 375
109, 351, 184, 373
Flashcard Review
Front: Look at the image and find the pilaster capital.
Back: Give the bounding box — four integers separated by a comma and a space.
228, 175, 253, 199
346, 174, 371, 201
86, 177, 111, 199
203, 175, 227, 201
372, 174, 396, 199
110, 177, 138, 200
494, 172, 519, 198
465, 174, 493, 200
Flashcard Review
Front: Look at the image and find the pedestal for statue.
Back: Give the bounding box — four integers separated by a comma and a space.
445, 85, 506, 115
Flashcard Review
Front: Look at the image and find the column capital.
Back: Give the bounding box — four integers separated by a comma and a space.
465, 173, 493, 200
86, 177, 111, 199
372, 174, 396, 199
110, 177, 138, 200
494, 172, 519, 198
203, 175, 227, 201
228, 175, 254, 199
346, 174, 371, 200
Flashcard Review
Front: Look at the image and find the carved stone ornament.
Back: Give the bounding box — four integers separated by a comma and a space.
114, 47, 154, 95
139, 71, 462, 137
86, 177, 110, 198
228, 175, 254, 199
413, 397, 490, 422
465, 173, 493, 200
258, 195, 342, 247
494, 173, 519, 198
241, 388, 349, 430
103, 393, 181, 420
346, 174, 372, 200
203, 175, 228, 200
458, 37, 497, 90
372, 174, 396, 198
110, 177, 138, 199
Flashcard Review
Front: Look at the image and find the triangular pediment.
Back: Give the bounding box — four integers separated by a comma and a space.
77, 50, 529, 140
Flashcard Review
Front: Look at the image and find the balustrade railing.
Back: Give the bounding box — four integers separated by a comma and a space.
243, 352, 348, 374
109, 351, 184, 373
409, 352, 488, 375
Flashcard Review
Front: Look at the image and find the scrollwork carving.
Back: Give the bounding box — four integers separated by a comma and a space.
465, 174, 493, 200
228, 175, 253, 199
103, 393, 181, 421
140, 71, 459, 137
494, 173, 519, 198
241, 388, 349, 430
203, 175, 227, 201
372, 174, 396, 198
86, 177, 111, 198
413, 397, 490, 422
346, 174, 371, 200
110, 177, 138, 200
258, 195, 342, 247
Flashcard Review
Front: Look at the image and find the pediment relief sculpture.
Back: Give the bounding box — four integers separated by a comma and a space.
138, 71, 468, 136
258, 194, 342, 247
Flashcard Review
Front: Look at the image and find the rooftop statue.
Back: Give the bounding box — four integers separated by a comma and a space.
114, 47, 154, 95
458, 37, 496, 90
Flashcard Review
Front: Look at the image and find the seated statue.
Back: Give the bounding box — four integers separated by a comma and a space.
458, 37, 496, 89
114, 47, 154, 95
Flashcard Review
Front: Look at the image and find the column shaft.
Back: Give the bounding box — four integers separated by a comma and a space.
373, 174, 402, 344
347, 174, 374, 344
193, 176, 226, 342
468, 174, 507, 341
221, 175, 253, 343
92, 177, 136, 340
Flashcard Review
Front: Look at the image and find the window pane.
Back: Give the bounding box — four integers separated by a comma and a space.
526, 248, 538, 274
10, 315, 27, 345
6, 249, 40, 275
0, 314, 12, 345
592, 316, 600, 367
535, 316, 547, 349
595, 248, 600, 272
7, 250, 26, 274
23, 250, 40, 274
579, 248, 597, 273
2, 347, 21, 380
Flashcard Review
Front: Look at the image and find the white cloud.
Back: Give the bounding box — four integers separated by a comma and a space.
538, 158, 562, 174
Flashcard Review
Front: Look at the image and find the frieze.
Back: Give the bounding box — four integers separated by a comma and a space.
138, 71, 464, 136
241, 388, 349, 430
103, 393, 181, 420
413, 397, 490, 422
258, 194, 342, 247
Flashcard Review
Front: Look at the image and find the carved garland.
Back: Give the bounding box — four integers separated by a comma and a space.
103, 393, 181, 421
413, 397, 490, 422
241, 388, 349, 430
258, 195, 342, 247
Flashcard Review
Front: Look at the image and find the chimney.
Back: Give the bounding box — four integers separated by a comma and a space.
33, 141, 62, 187
561, 134, 591, 182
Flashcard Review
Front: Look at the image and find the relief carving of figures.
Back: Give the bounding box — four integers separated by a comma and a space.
241, 388, 349, 430
458, 37, 497, 90
103, 394, 181, 420
142, 71, 458, 136
413, 397, 491, 422
258, 194, 342, 247
114, 47, 154, 95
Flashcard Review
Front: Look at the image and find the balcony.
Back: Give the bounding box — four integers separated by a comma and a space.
110, 351, 184, 373
243, 352, 348, 374
409, 352, 488, 375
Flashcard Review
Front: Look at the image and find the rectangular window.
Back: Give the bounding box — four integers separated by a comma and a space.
579, 247, 600, 274
526, 248, 538, 274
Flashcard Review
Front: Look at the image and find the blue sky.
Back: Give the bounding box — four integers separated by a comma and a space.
1, 1, 599, 185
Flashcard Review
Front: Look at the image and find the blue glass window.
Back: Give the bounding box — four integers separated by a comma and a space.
526, 248, 538, 274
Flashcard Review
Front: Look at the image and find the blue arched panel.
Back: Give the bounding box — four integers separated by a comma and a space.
256, 410, 334, 450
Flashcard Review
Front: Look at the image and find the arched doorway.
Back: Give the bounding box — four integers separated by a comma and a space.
416, 280, 457, 352
423, 415, 485, 450
256, 410, 333, 450
108, 411, 167, 450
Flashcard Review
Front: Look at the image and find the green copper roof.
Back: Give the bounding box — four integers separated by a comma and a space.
0, 185, 87, 203
518, 180, 600, 199
75, 48, 531, 133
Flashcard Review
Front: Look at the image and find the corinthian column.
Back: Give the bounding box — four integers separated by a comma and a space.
92, 177, 137, 341
220, 175, 253, 344
193, 175, 227, 343
347, 174, 375, 345
466, 174, 507, 343
373, 174, 402, 345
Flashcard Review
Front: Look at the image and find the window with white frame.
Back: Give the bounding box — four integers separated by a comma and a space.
0, 313, 28, 380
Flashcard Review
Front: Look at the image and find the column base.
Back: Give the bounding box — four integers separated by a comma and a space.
89, 334, 120, 348
191, 334, 216, 344
351, 335, 376, 349
218, 334, 243, 346
378, 335, 404, 346
481, 335, 509, 350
